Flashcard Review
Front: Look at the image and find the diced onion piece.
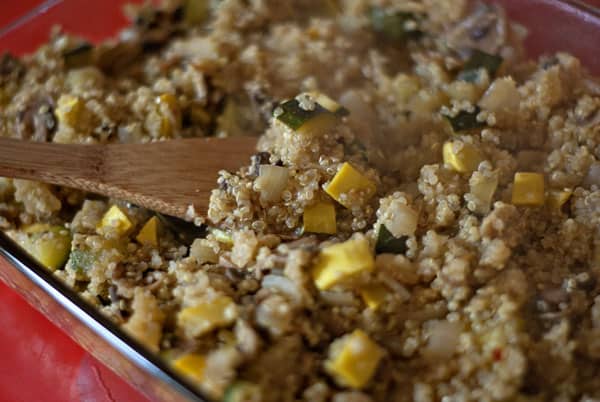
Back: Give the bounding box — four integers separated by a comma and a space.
209, 227, 234, 245
98, 205, 133, 236
546, 189, 572, 211
190, 238, 218, 264
325, 162, 376, 208
478, 77, 520, 113
311, 236, 375, 290
325, 329, 384, 389
359, 283, 388, 310
469, 170, 499, 213
511, 172, 545, 206
443, 141, 484, 173
255, 165, 289, 203
136, 216, 159, 246
172, 353, 206, 384
262, 274, 303, 305
177, 296, 238, 337
422, 320, 461, 360
385, 204, 418, 237
303, 201, 337, 234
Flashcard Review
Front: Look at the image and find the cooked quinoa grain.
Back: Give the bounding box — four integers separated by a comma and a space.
1, 1, 600, 401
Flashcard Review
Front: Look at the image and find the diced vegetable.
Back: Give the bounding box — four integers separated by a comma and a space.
98, 205, 133, 236
457, 49, 503, 82
68, 235, 123, 274
156, 93, 181, 137
306, 92, 349, 116
511, 172, 545, 207
183, 0, 209, 25
359, 283, 388, 310
56, 94, 85, 128
274, 98, 337, 135
443, 106, 485, 132
223, 381, 262, 402
443, 141, 484, 173
177, 295, 238, 337
63, 42, 94, 69
69, 248, 95, 273
17, 224, 72, 271
255, 165, 289, 203
370, 7, 421, 41
190, 238, 219, 264
172, 353, 206, 384
546, 189, 572, 211
303, 201, 337, 235
325, 162, 376, 208
136, 216, 159, 246
311, 236, 375, 290
209, 227, 233, 245
375, 224, 408, 254
325, 329, 384, 389
384, 203, 419, 237
469, 170, 499, 214
478, 77, 520, 114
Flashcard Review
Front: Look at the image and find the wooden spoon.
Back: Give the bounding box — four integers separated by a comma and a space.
0, 137, 258, 220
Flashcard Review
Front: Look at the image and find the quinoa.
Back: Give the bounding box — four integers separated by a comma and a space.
1, 1, 600, 401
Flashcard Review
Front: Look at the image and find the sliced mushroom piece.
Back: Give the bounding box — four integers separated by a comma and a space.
15, 97, 57, 142
446, 2, 507, 58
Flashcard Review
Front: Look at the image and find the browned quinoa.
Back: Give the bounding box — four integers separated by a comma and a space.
1, 1, 599, 401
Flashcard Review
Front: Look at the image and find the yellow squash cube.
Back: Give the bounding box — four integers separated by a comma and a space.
359, 283, 388, 310
98, 205, 133, 236
156, 93, 181, 137
303, 201, 337, 234
172, 353, 206, 384
443, 141, 484, 173
297, 112, 338, 136
56, 94, 85, 128
18, 224, 72, 271
511, 172, 545, 207
136, 216, 159, 246
325, 329, 384, 389
178, 295, 238, 337
325, 163, 376, 208
546, 189, 572, 211
311, 236, 375, 290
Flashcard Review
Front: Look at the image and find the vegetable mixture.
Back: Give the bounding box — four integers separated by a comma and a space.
1, 1, 599, 401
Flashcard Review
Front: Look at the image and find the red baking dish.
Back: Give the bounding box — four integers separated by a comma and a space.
0, 1, 598, 402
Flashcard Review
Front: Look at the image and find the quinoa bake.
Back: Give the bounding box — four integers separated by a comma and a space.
1, 1, 600, 401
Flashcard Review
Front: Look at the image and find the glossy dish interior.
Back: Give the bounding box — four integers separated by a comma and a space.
0, 1, 598, 402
